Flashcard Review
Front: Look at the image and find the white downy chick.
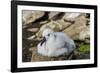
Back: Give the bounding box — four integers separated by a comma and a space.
37, 28, 76, 57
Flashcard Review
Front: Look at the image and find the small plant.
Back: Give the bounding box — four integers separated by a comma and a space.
78, 43, 90, 53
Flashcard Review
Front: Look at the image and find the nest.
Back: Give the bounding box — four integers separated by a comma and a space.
29, 47, 79, 62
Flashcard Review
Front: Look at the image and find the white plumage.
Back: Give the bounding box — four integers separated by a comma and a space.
37, 28, 76, 57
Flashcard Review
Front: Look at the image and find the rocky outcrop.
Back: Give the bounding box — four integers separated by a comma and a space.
35, 13, 90, 43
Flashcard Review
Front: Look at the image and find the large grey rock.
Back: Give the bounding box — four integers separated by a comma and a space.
36, 20, 71, 38
63, 13, 81, 22
22, 11, 45, 26
63, 14, 89, 42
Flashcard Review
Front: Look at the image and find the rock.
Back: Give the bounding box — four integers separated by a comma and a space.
63, 13, 81, 22
39, 20, 49, 24
56, 20, 72, 30
36, 20, 71, 38
78, 53, 90, 59
36, 21, 59, 38
48, 12, 60, 19
49, 12, 65, 20
27, 28, 39, 33
22, 11, 45, 26
27, 35, 36, 40
79, 25, 90, 43
63, 14, 88, 41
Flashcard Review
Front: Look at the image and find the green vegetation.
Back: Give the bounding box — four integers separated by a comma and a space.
78, 43, 90, 54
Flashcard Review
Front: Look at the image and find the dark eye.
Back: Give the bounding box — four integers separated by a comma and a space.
48, 34, 50, 36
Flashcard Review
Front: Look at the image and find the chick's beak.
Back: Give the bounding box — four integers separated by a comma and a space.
40, 37, 46, 46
